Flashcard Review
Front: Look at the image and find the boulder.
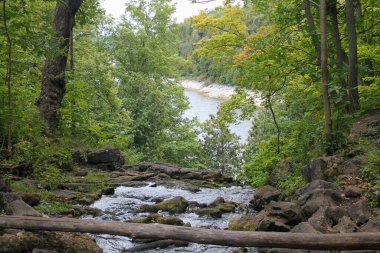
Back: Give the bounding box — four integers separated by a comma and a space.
344, 185, 363, 198
195, 208, 222, 218
0, 179, 10, 192
301, 158, 326, 182
250, 185, 280, 211
5, 200, 42, 217
295, 179, 342, 197
360, 218, 380, 232
17, 192, 41, 207
0, 163, 33, 177
139, 196, 188, 214
266, 201, 304, 226
101, 187, 115, 195
0, 192, 21, 210
290, 222, 321, 233
132, 214, 185, 226
86, 147, 125, 170
209, 197, 225, 207
347, 200, 372, 225
333, 216, 360, 233
307, 207, 336, 233
0, 231, 102, 253
51, 190, 79, 201
229, 212, 290, 232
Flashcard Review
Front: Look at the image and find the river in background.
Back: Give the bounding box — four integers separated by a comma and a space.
182, 80, 252, 142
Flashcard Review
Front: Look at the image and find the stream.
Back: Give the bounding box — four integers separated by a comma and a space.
85, 183, 257, 253
83, 80, 257, 252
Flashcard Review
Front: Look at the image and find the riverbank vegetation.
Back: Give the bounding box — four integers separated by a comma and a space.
0, 0, 379, 200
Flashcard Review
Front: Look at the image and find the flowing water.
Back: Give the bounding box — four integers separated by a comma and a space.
84, 80, 257, 252
85, 183, 257, 253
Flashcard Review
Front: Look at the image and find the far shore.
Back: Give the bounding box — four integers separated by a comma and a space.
180, 79, 262, 106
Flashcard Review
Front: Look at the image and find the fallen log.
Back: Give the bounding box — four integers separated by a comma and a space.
0, 216, 379, 250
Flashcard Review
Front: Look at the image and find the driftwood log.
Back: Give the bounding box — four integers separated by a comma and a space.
0, 216, 379, 250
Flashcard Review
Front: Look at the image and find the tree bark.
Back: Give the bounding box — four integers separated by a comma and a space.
345, 0, 360, 113
320, 0, 334, 154
2, 0, 12, 154
328, 0, 349, 104
0, 216, 380, 250
37, 0, 83, 131
304, 0, 321, 64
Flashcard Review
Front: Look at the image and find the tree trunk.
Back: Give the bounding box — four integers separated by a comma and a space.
304, 0, 321, 64
0, 216, 379, 250
37, 0, 83, 131
2, 0, 12, 154
320, 0, 334, 154
345, 0, 360, 113
328, 0, 349, 104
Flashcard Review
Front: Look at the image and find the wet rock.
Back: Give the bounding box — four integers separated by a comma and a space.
195, 208, 222, 218
229, 212, 290, 232
333, 216, 360, 233
266, 201, 304, 226
78, 194, 100, 205
0, 231, 102, 253
209, 196, 225, 207
0, 179, 10, 192
250, 185, 280, 211
86, 147, 125, 170
101, 187, 115, 195
347, 200, 372, 225
290, 222, 321, 233
75, 170, 88, 177
6, 199, 42, 217
17, 192, 41, 207
139, 196, 188, 214
344, 185, 363, 198
360, 218, 380, 232
131, 214, 185, 226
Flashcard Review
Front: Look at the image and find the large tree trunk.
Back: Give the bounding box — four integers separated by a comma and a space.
2, 0, 12, 154
37, 0, 82, 131
320, 0, 334, 154
0, 216, 379, 250
303, 0, 321, 65
328, 0, 349, 104
345, 0, 360, 113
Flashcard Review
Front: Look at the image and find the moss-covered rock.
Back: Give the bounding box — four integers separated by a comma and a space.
229, 211, 290, 232
130, 214, 185, 226
139, 196, 188, 214
195, 208, 222, 218
0, 231, 102, 253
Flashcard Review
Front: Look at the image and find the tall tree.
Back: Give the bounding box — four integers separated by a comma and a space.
320, 0, 333, 153
345, 0, 360, 113
37, 0, 83, 131
2, 0, 12, 153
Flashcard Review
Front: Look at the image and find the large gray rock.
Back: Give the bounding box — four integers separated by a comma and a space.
0, 192, 21, 210
266, 201, 304, 226
360, 218, 380, 232
86, 147, 125, 170
5, 199, 42, 217
290, 222, 321, 233
347, 200, 372, 225
307, 207, 336, 233
333, 216, 360, 233
301, 158, 326, 182
250, 185, 280, 211
295, 180, 342, 197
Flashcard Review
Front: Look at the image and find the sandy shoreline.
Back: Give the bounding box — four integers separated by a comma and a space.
181, 79, 262, 106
